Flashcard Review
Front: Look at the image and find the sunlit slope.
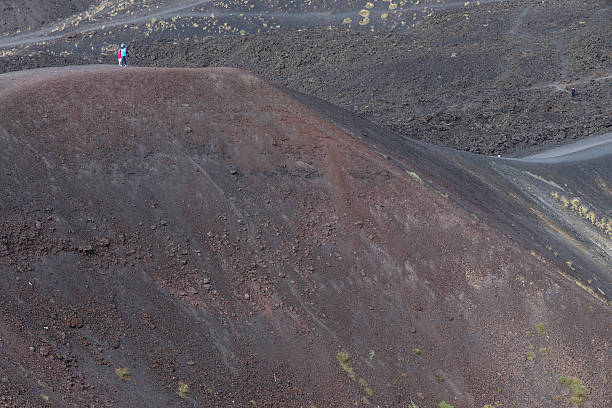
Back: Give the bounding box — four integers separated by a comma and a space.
0, 66, 609, 407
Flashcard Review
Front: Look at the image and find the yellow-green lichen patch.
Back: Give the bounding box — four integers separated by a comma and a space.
535, 322, 547, 333
412, 348, 422, 355
549, 192, 612, 238
337, 351, 356, 381
114, 367, 131, 381
359, 377, 373, 396
558, 376, 588, 406
406, 171, 423, 184
40, 394, 50, 403
178, 381, 190, 398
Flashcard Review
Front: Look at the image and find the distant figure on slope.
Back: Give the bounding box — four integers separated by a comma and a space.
571, 87, 575, 97
118, 43, 127, 67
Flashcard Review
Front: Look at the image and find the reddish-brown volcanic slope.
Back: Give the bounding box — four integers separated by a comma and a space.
0, 66, 609, 407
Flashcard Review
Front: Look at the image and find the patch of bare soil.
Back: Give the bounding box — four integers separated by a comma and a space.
0, 66, 609, 407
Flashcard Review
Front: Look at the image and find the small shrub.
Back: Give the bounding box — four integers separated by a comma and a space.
407, 171, 423, 184
525, 351, 536, 361
114, 367, 130, 381
337, 351, 356, 380
178, 381, 190, 398
535, 322, 547, 333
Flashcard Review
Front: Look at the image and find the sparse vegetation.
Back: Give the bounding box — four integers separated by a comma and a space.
439, 401, 454, 408
1, 376, 8, 383
406, 171, 423, 184
114, 367, 131, 381
558, 376, 588, 406
525, 351, 536, 361
178, 381, 190, 398
535, 322, 547, 333
412, 348, 421, 355
40, 394, 50, 403
337, 351, 356, 381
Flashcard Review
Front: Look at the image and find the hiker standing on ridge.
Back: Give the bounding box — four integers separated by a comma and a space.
118, 43, 127, 67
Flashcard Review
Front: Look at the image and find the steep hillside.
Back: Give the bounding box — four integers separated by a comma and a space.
0, 66, 609, 407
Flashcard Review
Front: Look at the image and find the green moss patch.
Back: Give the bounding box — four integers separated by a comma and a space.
558, 376, 588, 406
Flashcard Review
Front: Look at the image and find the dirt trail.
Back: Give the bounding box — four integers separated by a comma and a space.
516, 131, 612, 162
0, 0, 213, 49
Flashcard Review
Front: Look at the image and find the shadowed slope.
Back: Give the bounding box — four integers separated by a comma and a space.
0, 66, 609, 407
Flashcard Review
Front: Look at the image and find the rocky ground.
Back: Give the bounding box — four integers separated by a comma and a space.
0, 65, 609, 407
0, 1, 610, 407
0, 0, 610, 155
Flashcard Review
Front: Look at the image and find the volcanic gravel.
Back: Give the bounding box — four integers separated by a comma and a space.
1, 66, 610, 407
